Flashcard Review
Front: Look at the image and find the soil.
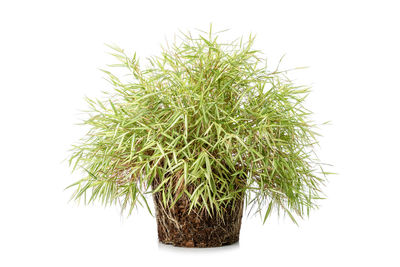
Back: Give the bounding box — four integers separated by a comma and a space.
152, 186, 244, 248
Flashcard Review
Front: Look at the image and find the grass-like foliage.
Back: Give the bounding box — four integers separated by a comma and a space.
68, 27, 327, 224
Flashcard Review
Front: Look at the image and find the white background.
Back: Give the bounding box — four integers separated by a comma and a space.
1, 0, 399, 266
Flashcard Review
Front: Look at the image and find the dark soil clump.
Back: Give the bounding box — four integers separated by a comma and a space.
152, 188, 243, 248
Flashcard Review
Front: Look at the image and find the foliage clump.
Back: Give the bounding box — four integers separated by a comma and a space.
68, 27, 327, 223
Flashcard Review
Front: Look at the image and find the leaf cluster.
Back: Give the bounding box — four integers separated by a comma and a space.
68, 27, 327, 223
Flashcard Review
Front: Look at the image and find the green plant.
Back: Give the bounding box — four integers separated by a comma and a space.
68, 27, 327, 225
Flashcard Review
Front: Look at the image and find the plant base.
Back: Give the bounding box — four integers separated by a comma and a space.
152, 192, 243, 248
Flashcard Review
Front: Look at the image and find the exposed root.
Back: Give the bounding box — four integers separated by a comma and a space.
152, 190, 243, 248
